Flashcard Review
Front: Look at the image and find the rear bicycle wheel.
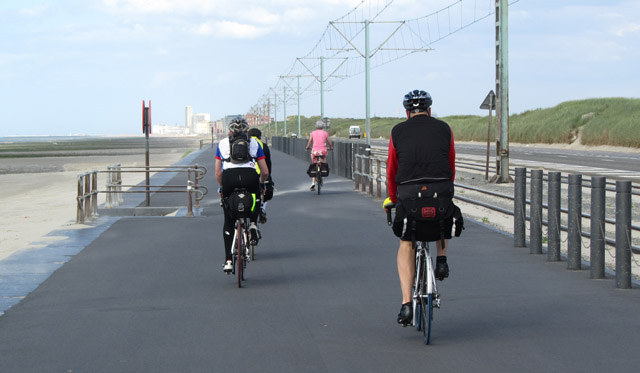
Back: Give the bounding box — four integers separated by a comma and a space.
236, 221, 244, 288
316, 165, 322, 195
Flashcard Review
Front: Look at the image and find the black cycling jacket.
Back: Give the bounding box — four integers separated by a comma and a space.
386, 114, 455, 202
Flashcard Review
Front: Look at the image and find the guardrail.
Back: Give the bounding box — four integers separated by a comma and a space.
272, 136, 637, 287
77, 164, 208, 224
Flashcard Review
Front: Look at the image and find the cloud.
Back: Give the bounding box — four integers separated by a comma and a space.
215, 71, 239, 83
18, 5, 48, 17
615, 23, 640, 37
97, 0, 358, 39
191, 21, 270, 39
99, 0, 216, 15
151, 71, 185, 87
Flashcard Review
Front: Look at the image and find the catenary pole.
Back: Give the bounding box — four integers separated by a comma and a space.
496, 0, 510, 182
321, 56, 325, 118
272, 92, 277, 137
365, 19, 371, 146
297, 75, 301, 136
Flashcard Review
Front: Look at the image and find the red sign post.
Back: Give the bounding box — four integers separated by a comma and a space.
142, 100, 151, 206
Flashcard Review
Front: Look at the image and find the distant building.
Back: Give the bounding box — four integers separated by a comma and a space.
192, 113, 211, 135
211, 120, 224, 136
185, 106, 193, 133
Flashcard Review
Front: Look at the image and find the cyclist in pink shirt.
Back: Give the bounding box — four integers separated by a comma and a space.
305, 120, 333, 191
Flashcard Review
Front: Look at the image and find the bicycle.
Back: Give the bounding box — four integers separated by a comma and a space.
312, 151, 324, 195
308, 149, 331, 195
224, 188, 257, 288
386, 206, 441, 345
229, 211, 253, 288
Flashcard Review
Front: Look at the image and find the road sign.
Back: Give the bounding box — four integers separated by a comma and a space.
480, 90, 496, 110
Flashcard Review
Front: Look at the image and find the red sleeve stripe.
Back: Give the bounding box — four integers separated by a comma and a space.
386, 134, 399, 202
449, 131, 456, 181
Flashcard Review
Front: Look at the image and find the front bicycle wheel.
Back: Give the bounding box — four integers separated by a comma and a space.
422, 294, 433, 345
414, 256, 426, 332
236, 221, 244, 288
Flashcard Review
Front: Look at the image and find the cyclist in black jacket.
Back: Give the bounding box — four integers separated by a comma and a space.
384, 90, 456, 325
248, 128, 273, 223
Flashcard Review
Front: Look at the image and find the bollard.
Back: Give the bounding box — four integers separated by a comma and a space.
376, 159, 382, 199
84, 174, 91, 222
354, 154, 361, 190
547, 172, 561, 261
186, 177, 194, 217
530, 170, 543, 254
368, 157, 374, 197
361, 153, 367, 194
91, 171, 98, 217
590, 176, 606, 279
193, 166, 200, 209
116, 164, 123, 204
615, 181, 632, 289
514, 168, 527, 247
77, 175, 84, 224
567, 174, 582, 270
105, 166, 112, 208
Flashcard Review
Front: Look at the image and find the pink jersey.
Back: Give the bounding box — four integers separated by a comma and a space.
310, 130, 330, 151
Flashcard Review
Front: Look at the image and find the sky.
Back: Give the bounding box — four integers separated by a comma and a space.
1, 0, 639, 136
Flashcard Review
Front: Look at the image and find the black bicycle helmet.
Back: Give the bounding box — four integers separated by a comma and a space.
247, 128, 262, 139
403, 90, 432, 112
228, 116, 249, 134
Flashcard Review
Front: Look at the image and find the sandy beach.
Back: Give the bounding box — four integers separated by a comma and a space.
0, 137, 204, 261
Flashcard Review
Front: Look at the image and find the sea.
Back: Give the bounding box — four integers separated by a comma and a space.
0, 135, 105, 143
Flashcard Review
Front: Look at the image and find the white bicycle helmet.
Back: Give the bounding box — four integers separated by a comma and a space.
228, 116, 249, 134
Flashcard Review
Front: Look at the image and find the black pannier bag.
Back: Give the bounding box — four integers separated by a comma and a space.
306, 163, 329, 177
320, 163, 329, 177
226, 189, 255, 219
306, 163, 316, 177
396, 180, 464, 242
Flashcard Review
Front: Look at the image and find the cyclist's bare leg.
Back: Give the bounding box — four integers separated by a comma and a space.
397, 239, 415, 304
436, 239, 448, 256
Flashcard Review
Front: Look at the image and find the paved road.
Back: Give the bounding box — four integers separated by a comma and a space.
1, 147, 640, 372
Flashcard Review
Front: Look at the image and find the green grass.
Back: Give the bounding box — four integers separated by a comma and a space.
0, 136, 203, 158
261, 97, 640, 148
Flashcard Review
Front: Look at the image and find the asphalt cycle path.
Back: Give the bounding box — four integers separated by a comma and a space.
1, 147, 640, 372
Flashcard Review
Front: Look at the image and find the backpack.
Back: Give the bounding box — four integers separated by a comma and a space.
226, 133, 252, 164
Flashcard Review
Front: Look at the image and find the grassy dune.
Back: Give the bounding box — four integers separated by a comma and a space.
262, 97, 640, 148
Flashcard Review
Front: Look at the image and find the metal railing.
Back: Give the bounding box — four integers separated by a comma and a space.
77, 164, 208, 224
513, 168, 638, 288
272, 136, 637, 287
